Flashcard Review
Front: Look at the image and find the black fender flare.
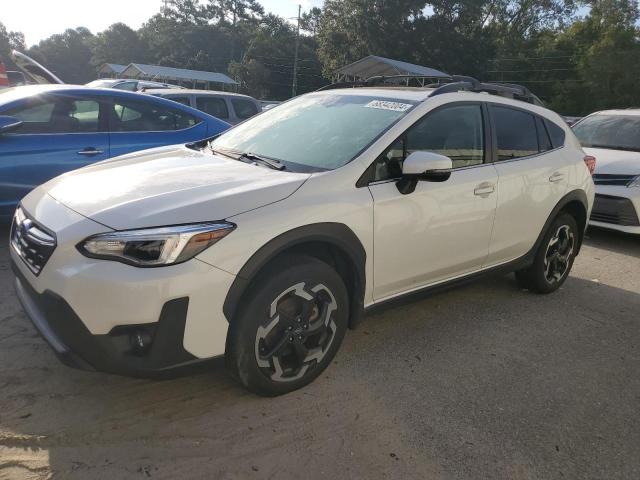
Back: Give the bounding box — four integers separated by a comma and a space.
223, 222, 367, 327
530, 189, 589, 259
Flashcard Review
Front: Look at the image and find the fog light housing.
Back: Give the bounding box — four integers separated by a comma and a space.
129, 329, 153, 356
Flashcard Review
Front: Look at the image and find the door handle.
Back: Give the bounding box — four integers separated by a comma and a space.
77, 148, 103, 156
549, 172, 565, 183
474, 182, 495, 197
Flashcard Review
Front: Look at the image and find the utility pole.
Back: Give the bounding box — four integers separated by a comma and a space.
292, 4, 301, 98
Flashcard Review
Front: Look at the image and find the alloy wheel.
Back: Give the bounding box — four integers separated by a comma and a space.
254, 282, 338, 382
544, 225, 575, 284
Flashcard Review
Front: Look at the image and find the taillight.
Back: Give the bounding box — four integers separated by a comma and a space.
584, 155, 596, 175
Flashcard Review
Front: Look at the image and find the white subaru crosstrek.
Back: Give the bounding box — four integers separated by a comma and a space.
10, 80, 595, 395
572, 109, 640, 233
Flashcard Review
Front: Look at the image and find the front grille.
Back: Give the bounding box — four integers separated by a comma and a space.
10, 207, 57, 275
590, 194, 640, 226
592, 174, 637, 186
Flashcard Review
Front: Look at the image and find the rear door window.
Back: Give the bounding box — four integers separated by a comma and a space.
196, 96, 229, 119
492, 106, 539, 161
110, 99, 200, 132
231, 98, 259, 120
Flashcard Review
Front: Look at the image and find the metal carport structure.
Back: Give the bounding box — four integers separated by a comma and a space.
335, 55, 449, 85
119, 63, 238, 91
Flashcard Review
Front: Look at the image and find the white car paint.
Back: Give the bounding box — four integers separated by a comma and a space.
585, 146, 640, 234
11, 87, 594, 372
573, 109, 640, 234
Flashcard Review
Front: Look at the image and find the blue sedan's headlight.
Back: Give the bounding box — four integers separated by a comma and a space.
78, 223, 235, 267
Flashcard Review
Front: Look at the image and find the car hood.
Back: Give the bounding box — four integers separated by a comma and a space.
43, 145, 310, 230
584, 147, 640, 175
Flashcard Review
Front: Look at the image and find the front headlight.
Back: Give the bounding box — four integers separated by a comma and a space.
77, 223, 235, 267
628, 175, 640, 188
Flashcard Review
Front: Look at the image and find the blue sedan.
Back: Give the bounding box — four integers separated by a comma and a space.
0, 85, 230, 221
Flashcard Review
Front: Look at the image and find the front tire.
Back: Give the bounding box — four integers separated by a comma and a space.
516, 213, 578, 294
229, 254, 349, 396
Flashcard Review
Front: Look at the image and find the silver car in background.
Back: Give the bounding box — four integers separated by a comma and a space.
146, 89, 261, 125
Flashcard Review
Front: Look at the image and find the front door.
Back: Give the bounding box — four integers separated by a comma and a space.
0, 94, 109, 218
367, 103, 499, 301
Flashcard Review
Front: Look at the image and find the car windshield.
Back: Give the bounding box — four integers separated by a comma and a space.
573, 114, 640, 152
209, 93, 416, 171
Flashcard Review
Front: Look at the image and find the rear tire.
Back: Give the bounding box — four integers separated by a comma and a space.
515, 213, 578, 294
228, 254, 348, 396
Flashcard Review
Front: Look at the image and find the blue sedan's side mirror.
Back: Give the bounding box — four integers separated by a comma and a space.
0, 115, 23, 134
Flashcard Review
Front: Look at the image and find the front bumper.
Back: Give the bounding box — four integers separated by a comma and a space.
588, 186, 640, 234
11, 193, 237, 376
12, 259, 221, 377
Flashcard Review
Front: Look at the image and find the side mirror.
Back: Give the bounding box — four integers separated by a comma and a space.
0, 116, 23, 134
397, 151, 453, 194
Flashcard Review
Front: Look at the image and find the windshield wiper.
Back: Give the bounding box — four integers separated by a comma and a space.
239, 152, 286, 171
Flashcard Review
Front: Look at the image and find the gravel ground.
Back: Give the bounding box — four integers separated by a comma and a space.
0, 225, 638, 480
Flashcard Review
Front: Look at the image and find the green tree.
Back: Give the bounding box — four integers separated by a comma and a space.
208, 0, 264, 26
317, 0, 428, 78
0, 21, 26, 68
301, 7, 322, 36
162, 0, 210, 24
232, 13, 325, 99
91, 23, 150, 67
27, 27, 95, 83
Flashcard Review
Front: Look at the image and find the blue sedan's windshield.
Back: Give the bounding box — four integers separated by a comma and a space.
210, 93, 416, 171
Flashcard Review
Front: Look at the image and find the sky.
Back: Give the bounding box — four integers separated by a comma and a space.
2, 0, 324, 47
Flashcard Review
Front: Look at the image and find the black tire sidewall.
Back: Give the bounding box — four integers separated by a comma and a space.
230, 255, 349, 396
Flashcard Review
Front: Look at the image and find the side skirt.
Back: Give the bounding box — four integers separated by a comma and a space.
364, 252, 534, 316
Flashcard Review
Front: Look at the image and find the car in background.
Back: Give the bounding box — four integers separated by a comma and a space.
0, 84, 230, 221
86, 79, 185, 92
563, 116, 582, 127
573, 109, 640, 234
146, 89, 261, 125
260, 100, 281, 111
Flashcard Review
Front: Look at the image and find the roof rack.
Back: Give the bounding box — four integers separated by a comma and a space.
316, 74, 448, 92
316, 74, 542, 105
431, 76, 542, 105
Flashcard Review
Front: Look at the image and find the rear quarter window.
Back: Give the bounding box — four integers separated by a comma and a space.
544, 119, 566, 148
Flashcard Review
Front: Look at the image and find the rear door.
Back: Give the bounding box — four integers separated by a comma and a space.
107, 96, 208, 157
0, 93, 109, 217
485, 104, 570, 266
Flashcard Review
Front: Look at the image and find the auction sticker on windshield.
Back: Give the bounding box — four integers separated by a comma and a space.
365, 100, 413, 112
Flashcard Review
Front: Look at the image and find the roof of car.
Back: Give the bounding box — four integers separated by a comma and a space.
591, 109, 640, 116
0, 84, 215, 116
145, 88, 257, 99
